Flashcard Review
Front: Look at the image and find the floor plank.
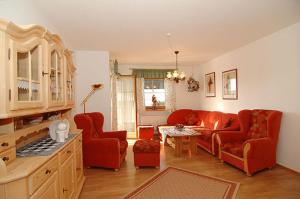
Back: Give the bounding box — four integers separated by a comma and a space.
79, 140, 300, 199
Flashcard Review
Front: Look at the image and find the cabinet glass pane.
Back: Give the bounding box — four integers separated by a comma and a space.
17, 52, 29, 79
51, 51, 57, 69
57, 72, 62, 101
57, 56, 61, 72
17, 80, 29, 101
31, 82, 40, 101
31, 46, 39, 82
50, 69, 57, 100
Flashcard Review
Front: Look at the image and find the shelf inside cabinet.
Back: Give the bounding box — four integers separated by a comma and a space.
14, 119, 59, 141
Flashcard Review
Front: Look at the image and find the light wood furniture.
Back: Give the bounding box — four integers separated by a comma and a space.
159, 126, 201, 156
0, 20, 84, 199
0, 132, 84, 199
0, 19, 75, 119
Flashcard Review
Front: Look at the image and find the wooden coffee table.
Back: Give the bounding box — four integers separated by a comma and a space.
159, 126, 202, 157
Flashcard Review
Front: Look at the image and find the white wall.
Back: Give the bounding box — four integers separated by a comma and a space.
0, 0, 60, 36
74, 51, 111, 131
118, 65, 202, 126
198, 22, 300, 172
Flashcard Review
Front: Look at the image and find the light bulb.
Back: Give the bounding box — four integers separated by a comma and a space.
173, 70, 179, 78
167, 72, 172, 79
180, 72, 185, 79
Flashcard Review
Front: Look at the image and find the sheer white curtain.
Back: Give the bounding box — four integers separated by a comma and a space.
116, 76, 136, 132
164, 79, 176, 112
111, 74, 118, 131
136, 78, 145, 125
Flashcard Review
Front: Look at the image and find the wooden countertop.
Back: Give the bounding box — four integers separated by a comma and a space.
0, 129, 82, 184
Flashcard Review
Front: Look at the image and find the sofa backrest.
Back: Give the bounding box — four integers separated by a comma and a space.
203, 111, 223, 129
220, 113, 240, 130
167, 109, 194, 125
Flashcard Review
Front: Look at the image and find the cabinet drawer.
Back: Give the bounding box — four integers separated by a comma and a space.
0, 134, 15, 153
30, 171, 59, 199
0, 147, 16, 165
28, 155, 59, 195
59, 141, 74, 164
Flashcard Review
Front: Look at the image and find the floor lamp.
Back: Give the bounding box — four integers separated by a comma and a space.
80, 83, 103, 113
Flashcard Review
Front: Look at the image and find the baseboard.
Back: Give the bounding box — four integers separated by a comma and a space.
277, 164, 300, 175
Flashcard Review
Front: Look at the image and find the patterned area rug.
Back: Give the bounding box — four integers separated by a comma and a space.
124, 167, 239, 199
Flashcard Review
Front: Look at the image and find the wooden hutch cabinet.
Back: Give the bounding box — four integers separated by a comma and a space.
0, 20, 84, 199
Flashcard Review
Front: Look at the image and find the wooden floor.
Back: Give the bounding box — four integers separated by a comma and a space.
79, 140, 300, 199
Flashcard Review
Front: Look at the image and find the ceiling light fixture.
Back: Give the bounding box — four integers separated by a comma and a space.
167, 51, 185, 83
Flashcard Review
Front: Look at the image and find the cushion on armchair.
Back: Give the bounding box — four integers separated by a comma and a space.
184, 112, 198, 125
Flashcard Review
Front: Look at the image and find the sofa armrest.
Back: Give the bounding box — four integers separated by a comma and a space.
244, 138, 273, 159
216, 131, 246, 145
102, 131, 127, 141
87, 138, 120, 154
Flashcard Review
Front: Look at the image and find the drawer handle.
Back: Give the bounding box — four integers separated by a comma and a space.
67, 150, 72, 154
2, 156, 9, 161
1, 142, 9, 147
45, 169, 52, 174
63, 188, 68, 193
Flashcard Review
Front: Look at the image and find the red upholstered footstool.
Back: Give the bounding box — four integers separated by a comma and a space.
137, 125, 154, 140
133, 139, 160, 168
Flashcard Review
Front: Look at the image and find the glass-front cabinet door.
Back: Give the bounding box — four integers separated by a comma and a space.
64, 51, 75, 106
9, 37, 44, 110
48, 45, 64, 107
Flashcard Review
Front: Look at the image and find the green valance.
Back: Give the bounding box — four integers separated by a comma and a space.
132, 69, 174, 79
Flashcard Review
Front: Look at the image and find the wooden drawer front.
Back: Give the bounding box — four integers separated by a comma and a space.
60, 142, 74, 164
0, 134, 15, 153
75, 134, 82, 149
30, 171, 59, 199
0, 147, 16, 165
29, 155, 59, 195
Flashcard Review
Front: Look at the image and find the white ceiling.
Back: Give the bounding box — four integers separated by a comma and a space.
34, 0, 300, 66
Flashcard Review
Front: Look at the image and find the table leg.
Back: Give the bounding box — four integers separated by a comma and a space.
174, 137, 182, 157
190, 137, 198, 154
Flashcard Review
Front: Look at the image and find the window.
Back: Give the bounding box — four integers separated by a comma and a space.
144, 79, 165, 110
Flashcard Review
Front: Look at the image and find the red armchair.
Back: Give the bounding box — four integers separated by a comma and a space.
74, 112, 128, 171
216, 109, 282, 176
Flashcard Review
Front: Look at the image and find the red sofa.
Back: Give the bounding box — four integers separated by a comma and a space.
74, 112, 128, 170
216, 109, 282, 176
158, 109, 240, 155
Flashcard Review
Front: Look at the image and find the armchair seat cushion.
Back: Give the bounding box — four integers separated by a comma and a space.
120, 141, 128, 154
222, 142, 244, 158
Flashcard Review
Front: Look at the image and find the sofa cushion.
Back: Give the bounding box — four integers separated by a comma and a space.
184, 112, 198, 125
248, 110, 270, 139
222, 142, 244, 158
133, 139, 160, 153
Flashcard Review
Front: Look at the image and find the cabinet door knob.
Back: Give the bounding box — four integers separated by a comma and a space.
45, 169, 51, 174
67, 150, 72, 154
63, 188, 68, 193
2, 157, 9, 161
42, 71, 49, 76
1, 142, 9, 147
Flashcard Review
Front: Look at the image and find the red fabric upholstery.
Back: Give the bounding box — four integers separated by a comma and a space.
158, 109, 240, 155
133, 140, 160, 167
217, 109, 283, 175
138, 125, 154, 140
167, 109, 194, 125
74, 112, 128, 170
133, 139, 160, 153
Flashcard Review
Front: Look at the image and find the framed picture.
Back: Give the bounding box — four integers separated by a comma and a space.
205, 72, 216, 97
222, 69, 238, 99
